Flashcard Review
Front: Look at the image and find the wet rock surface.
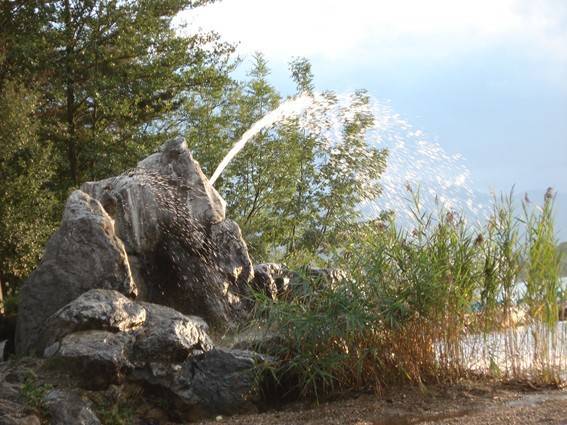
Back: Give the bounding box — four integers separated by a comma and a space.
81, 138, 253, 328
9, 138, 275, 420
132, 302, 213, 363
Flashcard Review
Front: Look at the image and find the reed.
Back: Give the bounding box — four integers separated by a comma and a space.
251, 189, 565, 399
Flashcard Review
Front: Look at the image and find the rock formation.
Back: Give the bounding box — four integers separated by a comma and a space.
81, 138, 253, 327
40, 289, 266, 416
12, 139, 264, 419
16, 138, 253, 356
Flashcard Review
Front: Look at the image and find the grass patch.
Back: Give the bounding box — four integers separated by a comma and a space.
20, 371, 52, 416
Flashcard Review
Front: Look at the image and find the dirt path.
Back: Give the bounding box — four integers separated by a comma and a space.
198, 384, 567, 425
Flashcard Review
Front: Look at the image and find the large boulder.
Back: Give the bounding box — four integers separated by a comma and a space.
80, 138, 253, 328
40, 289, 213, 380
41, 291, 214, 387
132, 348, 268, 420
16, 138, 254, 355
15, 192, 136, 355
37, 295, 270, 418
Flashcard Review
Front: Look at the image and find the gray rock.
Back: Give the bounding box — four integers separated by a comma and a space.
251, 264, 348, 300
44, 331, 134, 390
40, 297, 216, 388
132, 302, 213, 363
40, 289, 146, 352
303, 267, 347, 288
15, 192, 136, 355
43, 389, 101, 425
132, 349, 268, 420
81, 139, 253, 328
138, 138, 226, 224
251, 263, 290, 300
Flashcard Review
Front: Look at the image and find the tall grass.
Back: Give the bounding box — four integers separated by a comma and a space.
250, 189, 565, 399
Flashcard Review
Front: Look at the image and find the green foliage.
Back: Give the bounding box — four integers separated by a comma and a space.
21, 372, 53, 413
1, 2, 386, 306
523, 189, 562, 326
90, 386, 138, 425
190, 54, 387, 262
558, 241, 567, 277
252, 189, 564, 399
0, 0, 236, 299
0, 80, 56, 300
1, 0, 235, 193
95, 401, 135, 425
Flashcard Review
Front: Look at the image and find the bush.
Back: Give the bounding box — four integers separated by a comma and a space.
251, 189, 565, 399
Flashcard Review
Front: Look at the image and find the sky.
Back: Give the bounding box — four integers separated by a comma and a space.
177, 0, 567, 195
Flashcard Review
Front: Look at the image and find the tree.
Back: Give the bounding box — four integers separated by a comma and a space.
0, 0, 238, 303
190, 55, 387, 263
2, 0, 236, 197
0, 80, 56, 312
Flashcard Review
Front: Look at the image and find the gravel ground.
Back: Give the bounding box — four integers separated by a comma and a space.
197, 383, 567, 425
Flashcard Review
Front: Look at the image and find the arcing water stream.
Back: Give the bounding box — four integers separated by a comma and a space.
208, 92, 566, 382
209, 94, 314, 186
209, 91, 481, 223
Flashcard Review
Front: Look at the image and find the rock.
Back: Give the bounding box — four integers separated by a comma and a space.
132, 302, 213, 363
39, 289, 146, 352
251, 264, 348, 299
250, 263, 290, 300
44, 331, 134, 390
132, 349, 268, 420
81, 139, 253, 328
0, 362, 41, 425
138, 138, 226, 224
15, 191, 136, 355
302, 267, 347, 288
41, 296, 215, 386
43, 389, 101, 425
210, 219, 254, 290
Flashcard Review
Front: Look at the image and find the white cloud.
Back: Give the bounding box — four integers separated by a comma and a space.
176, 0, 567, 62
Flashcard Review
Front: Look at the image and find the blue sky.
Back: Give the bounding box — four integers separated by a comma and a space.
178, 0, 567, 195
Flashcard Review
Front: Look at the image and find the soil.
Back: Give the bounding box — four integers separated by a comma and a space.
197, 382, 567, 425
